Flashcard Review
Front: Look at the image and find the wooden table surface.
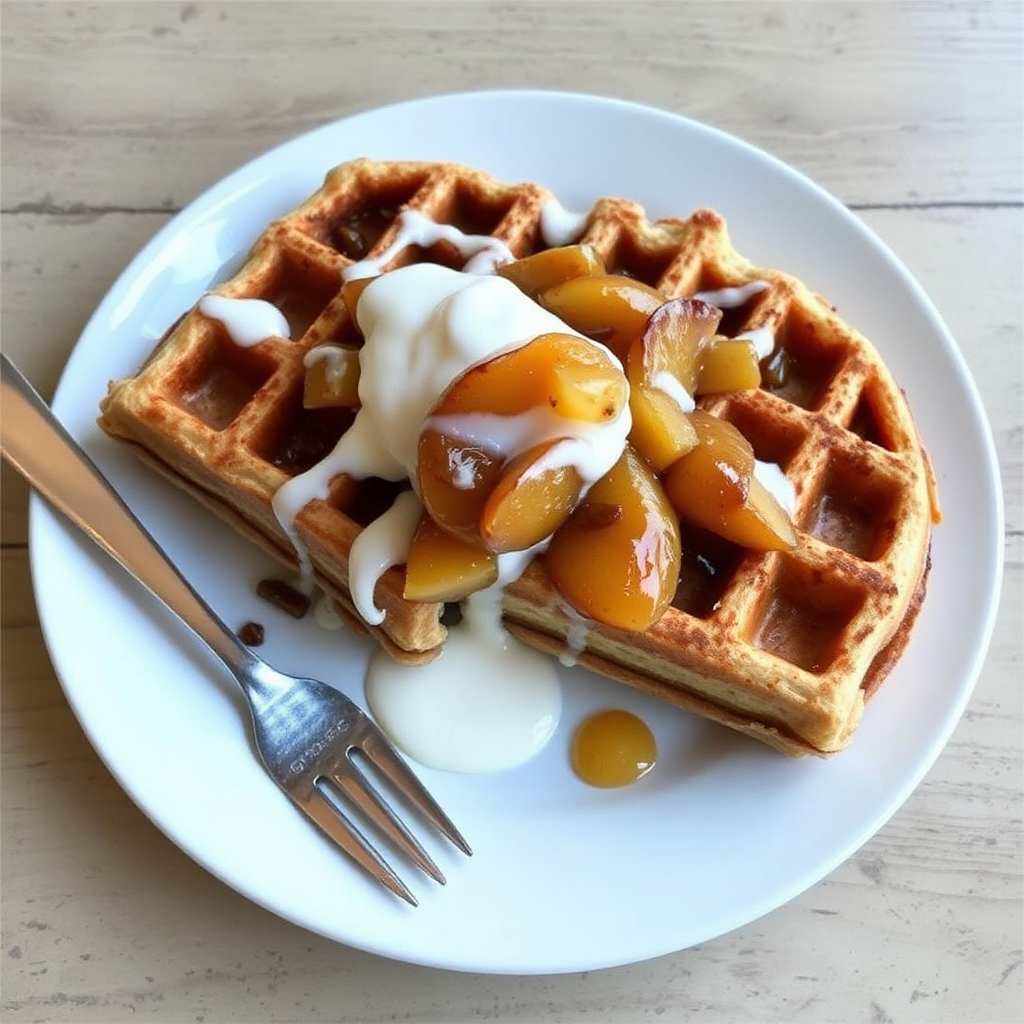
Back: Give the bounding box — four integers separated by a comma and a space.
2, 3, 1021, 1021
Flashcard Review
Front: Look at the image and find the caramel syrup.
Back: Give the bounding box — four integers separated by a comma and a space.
571, 709, 657, 788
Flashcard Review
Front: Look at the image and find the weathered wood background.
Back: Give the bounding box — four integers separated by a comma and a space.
2, 2, 1021, 1021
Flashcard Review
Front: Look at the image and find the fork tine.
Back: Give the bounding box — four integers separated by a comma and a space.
324, 761, 446, 884
288, 787, 419, 906
356, 727, 473, 857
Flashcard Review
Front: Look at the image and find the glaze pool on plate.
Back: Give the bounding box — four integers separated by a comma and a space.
33, 90, 1002, 975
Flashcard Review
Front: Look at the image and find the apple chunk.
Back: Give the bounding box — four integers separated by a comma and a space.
417, 332, 627, 545
417, 428, 504, 542
537, 275, 664, 363
480, 439, 585, 553
625, 298, 722, 471
497, 244, 605, 299
663, 411, 796, 551
546, 447, 681, 631
429, 331, 627, 423
632, 298, 723, 394
664, 409, 754, 511
696, 337, 761, 395
403, 513, 498, 602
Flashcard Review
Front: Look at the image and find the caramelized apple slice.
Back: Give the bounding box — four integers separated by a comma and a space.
740, 475, 798, 550
537, 275, 664, 362
696, 337, 761, 395
497, 244, 605, 298
662, 410, 754, 515
625, 299, 722, 470
546, 447, 681, 631
667, 472, 797, 552
404, 513, 498, 602
430, 331, 627, 423
663, 412, 796, 550
417, 429, 504, 542
419, 333, 627, 546
480, 439, 584, 553
627, 383, 698, 472
303, 346, 361, 408
631, 298, 723, 394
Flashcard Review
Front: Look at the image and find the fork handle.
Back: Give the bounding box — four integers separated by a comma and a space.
0, 352, 263, 687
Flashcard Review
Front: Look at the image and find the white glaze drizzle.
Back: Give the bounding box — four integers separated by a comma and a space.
313, 590, 344, 631
735, 325, 777, 360
198, 294, 291, 346
558, 599, 591, 668
449, 448, 483, 490
347, 490, 423, 626
425, 407, 629, 492
271, 412, 400, 587
650, 370, 696, 414
754, 459, 796, 516
690, 280, 770, 309
341, 209, 516, 281
495, 538, 551, 588
539, 198, 590, 247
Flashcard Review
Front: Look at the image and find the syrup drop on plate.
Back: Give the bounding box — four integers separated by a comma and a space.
571, 709, 657, 787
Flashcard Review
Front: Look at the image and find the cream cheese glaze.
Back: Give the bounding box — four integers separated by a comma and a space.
690, 280, 769, 309
735, 325, 777, 360
365, 586, 561, 773
347, 490, 423, 626
198, 294, 290, 346
425, 408, 630, 488
754, 459, 797, 516
539, 198, 589, 248
651, 370, 697, 415
341, 209, 516, 281
303, 344, 357, 383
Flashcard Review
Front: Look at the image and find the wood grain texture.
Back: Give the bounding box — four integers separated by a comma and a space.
2, 2, 1021, 1022
2, 1, 1020, 214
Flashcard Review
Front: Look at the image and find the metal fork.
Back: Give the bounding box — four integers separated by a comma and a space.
0, 352, 470, 906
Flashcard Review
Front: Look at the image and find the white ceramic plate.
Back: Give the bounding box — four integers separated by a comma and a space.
33, 91, 1002, 975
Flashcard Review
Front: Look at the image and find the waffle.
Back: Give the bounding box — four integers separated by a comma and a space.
99, 158, 939, 756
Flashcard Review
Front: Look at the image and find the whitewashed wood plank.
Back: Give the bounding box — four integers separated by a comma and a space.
0, 212, 172, 398
2, 464, 30, 547
2, 1, 1020, 211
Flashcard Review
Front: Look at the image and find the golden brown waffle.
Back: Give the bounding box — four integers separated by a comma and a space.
99, 158, 939, 756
